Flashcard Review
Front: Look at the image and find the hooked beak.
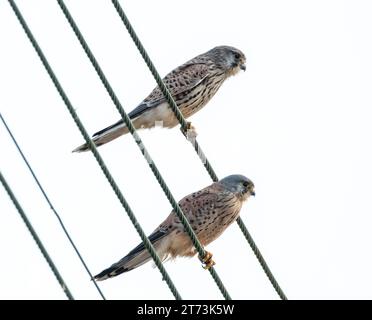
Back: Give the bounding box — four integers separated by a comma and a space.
240, 64, 246, 71
249, 189, 255, 196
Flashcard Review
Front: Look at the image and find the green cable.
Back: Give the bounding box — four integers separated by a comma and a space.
8, 0, 181, 300
111, 0, 287, 300
0, 112, 106, 300
0, 171, 74, 300
56, 0, 231, 300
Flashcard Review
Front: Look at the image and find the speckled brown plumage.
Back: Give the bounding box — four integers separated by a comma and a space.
94, 174, 255, 280
73, 46, 246, 152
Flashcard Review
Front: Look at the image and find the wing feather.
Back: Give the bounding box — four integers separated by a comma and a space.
128, 63, 209, 119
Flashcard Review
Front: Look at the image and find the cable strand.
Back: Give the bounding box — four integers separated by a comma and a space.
0, 171, 74, 300
8, 0, 181, 300
111, 0, 287, 300
56, 0, 231, 300
0, 112, 106, 300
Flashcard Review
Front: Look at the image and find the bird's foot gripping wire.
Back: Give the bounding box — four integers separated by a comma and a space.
181, 122, 198, 141
199, 251, 216, 270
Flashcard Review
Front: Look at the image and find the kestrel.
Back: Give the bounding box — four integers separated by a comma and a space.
73, 46, 246, 152
94, 174, 255, 280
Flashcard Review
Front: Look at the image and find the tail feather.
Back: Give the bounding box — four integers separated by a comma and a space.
93, 252, 149, 281
94, 230, 169, 281
72, 120, 128, 153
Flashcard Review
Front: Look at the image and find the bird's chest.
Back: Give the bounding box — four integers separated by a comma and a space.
176, 74, 226, 118
193, 196, 242, 246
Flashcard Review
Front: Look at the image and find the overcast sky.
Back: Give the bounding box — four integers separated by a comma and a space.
1, 0, 372, 300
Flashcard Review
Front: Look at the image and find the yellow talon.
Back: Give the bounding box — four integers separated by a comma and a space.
199, 251, 216, 270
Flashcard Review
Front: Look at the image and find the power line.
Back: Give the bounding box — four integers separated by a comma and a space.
7, 0, 181, 300
56, 0, 231, 300
6, 0, 286, 300
110, 0, 287, 300
0, 170, 74, 300
0, 112, 106, 300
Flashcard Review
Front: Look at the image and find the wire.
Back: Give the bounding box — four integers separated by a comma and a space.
111, 0, 287, 300
0, 112, 106, 300
56, 0, 231, 300
236, 218, 286, 299
0, 171, 74, 300
7, 0, 182, 300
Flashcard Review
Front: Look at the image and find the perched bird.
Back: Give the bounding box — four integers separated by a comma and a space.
73, 46, 246, 152
94, 174, 255, 280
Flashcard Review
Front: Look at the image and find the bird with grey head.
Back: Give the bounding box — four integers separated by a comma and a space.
73, 45, 246, 152
94, 174, 254, 280
206, 45, 247, 75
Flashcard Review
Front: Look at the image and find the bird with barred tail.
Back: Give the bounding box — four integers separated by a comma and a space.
73, 45, 246, 152
94, 174, 255, 280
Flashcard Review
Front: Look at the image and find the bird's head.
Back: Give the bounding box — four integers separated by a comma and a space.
208, 46, 246, 76
219, 174, 255, 201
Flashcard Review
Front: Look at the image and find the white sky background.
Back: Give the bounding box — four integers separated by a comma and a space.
0, 0, 371, 300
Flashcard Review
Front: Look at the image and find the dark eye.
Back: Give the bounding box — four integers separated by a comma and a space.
234, 52, 240, 59
243, 181, 249, 187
